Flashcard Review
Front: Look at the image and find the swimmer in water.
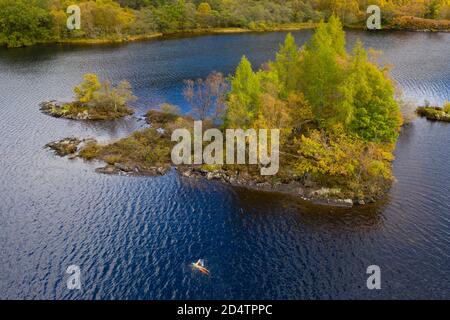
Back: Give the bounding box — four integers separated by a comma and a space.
192, 259, 210, 275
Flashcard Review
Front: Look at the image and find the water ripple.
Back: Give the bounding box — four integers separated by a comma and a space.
0, 30, 449, 300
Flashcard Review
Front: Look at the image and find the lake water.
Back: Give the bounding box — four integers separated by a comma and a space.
0, 30, 449, 299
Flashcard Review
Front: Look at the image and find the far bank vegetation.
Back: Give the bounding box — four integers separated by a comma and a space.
1, 0, 450, 48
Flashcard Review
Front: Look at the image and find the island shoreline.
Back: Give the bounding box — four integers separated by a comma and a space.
45, 136, 385, 208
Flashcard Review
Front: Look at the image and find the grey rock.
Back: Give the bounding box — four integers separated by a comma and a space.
45, 137, 81, 157
96, 165, 116, 174
343, 199, 353, 206
115, 163, 132, 172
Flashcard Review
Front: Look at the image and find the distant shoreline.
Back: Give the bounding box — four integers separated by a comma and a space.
50, 25, 450, 48
47, 23, 319, 47
4, 20, 449, 49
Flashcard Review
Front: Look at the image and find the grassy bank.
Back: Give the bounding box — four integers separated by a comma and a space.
388, 16, 450, 31
11, 19, 450, 49
346, 16, 450, 32
22, 23, 319, 47
78, 109, 190, 174
4, 18, 450, 49
54, 33, 164, 45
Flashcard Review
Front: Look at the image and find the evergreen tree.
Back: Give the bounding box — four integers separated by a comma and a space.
298, 20, 353, 128
224, 56, 261, 128
348, 41, 402, 142
74, 74, 102, 104
326, 14, 346, 56
270, 33, 300, 96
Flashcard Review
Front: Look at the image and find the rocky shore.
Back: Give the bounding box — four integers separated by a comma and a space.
45, 136, 170, 175
45, 136, 372, 207
95, 164, 170, 176
176, 166, 376, 207
46, 137, 82, 157
45, 137, 100, 158
40, 101, 89, 120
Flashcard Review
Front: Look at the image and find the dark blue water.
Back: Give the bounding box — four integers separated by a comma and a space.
0, 30, 449, 299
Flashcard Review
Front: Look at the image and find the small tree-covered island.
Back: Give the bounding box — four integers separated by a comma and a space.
40, 74, 136, 120
46, 17, 405, 207
416, 101, 450, 122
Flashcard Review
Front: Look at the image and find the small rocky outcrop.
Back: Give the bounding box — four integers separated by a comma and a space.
95, 164, 169, 176
45, 138, 82, 157
40, 101, 91, 120
45, 137, 96, 157
40, 101, 62, 114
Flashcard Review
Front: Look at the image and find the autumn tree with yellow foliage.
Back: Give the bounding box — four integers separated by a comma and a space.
1, 0, 448, 47
223, 17, 403, 200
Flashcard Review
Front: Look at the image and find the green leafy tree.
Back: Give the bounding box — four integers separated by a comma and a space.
224, 56, 261, 128
0, 0, 53, 47
74, 74, 102, 104
298, 19, 353, 128
196, 2, 215, 27
443, 101, 450, 113
425, 0, 442, 19
348, 41, 402, 142
326, 14, 346, 56
270, 33, 300, 95
91, 80, 136, 112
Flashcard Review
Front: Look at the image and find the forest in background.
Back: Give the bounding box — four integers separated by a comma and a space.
0, 0, 449, 47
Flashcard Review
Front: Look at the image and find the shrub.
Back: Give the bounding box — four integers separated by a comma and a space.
443, 101, 450, 113
79, 142, 102, 160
